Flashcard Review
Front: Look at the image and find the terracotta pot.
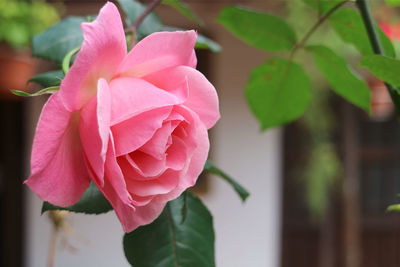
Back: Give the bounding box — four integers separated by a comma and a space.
0, 44, 35, 100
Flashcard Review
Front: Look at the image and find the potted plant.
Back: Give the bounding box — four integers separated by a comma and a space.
0, 0, 59, 99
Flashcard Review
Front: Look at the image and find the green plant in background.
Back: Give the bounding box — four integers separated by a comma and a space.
218, 0, 400, 217
301, 89, 342, 218
386, 0, 400, 6
0, 0, 59, 49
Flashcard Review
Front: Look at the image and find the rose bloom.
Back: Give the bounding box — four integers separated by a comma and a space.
26, 2, 219, 232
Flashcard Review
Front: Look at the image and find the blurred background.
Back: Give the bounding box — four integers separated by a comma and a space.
1, 0, 400, 267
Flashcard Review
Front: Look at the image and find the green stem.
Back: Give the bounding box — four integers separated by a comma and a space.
355, 0, 400, 114
277, 1, 349, 109
289, 0, 349, 60
355, 0, 382, 54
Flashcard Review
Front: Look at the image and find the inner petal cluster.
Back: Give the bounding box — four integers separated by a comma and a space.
113, 105, 196, 205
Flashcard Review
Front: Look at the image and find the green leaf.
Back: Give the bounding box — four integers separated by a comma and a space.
32, 16, 85, 65
62, 46, 80, 74
162, 0, 202, 24
123, 193, 215, 267
195, 34, 222, 53
385, 0, 400, 6
41, 182, 112, 215
161, 26, 221, 53
302, 0, 341, 14
117, 0, 162, 38
203, 160, 249, 202
29, 70, 64, 87
387, 204, 400, 212
11, 86, 60, 97
329, 8, 396, 58
180, 191, 188, 224
218, 5, 297, 51
308, 45, 371, 112
246, 57, 311, 129
361, 55, 400, 87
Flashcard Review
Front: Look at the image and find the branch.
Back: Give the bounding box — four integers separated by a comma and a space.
131, 0, 162, 31
355, 0, 400, 114
128, 0, 162, 49
290, 0, 349, 60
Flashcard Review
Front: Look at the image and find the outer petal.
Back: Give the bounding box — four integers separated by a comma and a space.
60, 2, 126, 111
144, 66, 220, 129
116, 31, 197, 78
108, 77, 182, 125
123, 201, 166, 231
79, 79, 111, 186
25, 93, 90, 206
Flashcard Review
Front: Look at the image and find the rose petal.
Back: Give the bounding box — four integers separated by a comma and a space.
60, 2, 126, 111
25, 93, 90, 206
98, 135, 167, 232
158, 105, 209, 202
79, 79, 111, 186
108, 77, 181, 125
116, 31, 197, 78
130, 194, 154, 206
126, 169, 180, 197
117, 156, 148, 181
125, 201, 166, 231
165, 135, 187, 171
139, 121, 179, 160
144, 66, 220, 129
112, 107, 172, 156
127, 150, 166, 177
166, 111, 186, 122
94, 134, 136, 232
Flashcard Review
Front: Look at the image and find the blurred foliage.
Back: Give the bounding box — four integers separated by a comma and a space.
285, 0, 347, 218
0, 0, 59, 48
385, 0, 400, 6
301, 88, 342, 218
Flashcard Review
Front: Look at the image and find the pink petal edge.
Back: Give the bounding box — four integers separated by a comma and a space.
26, 93, 90, 206
79, 79, 111, 186
60, 2, 126, 111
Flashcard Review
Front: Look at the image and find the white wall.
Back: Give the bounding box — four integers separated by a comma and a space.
24, 2, 283, 267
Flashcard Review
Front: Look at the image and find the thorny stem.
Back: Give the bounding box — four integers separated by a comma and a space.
355, 0, 400, 114
128, 0, 163, 49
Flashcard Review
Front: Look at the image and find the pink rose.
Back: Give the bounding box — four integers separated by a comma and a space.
26, 2, 219, 232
